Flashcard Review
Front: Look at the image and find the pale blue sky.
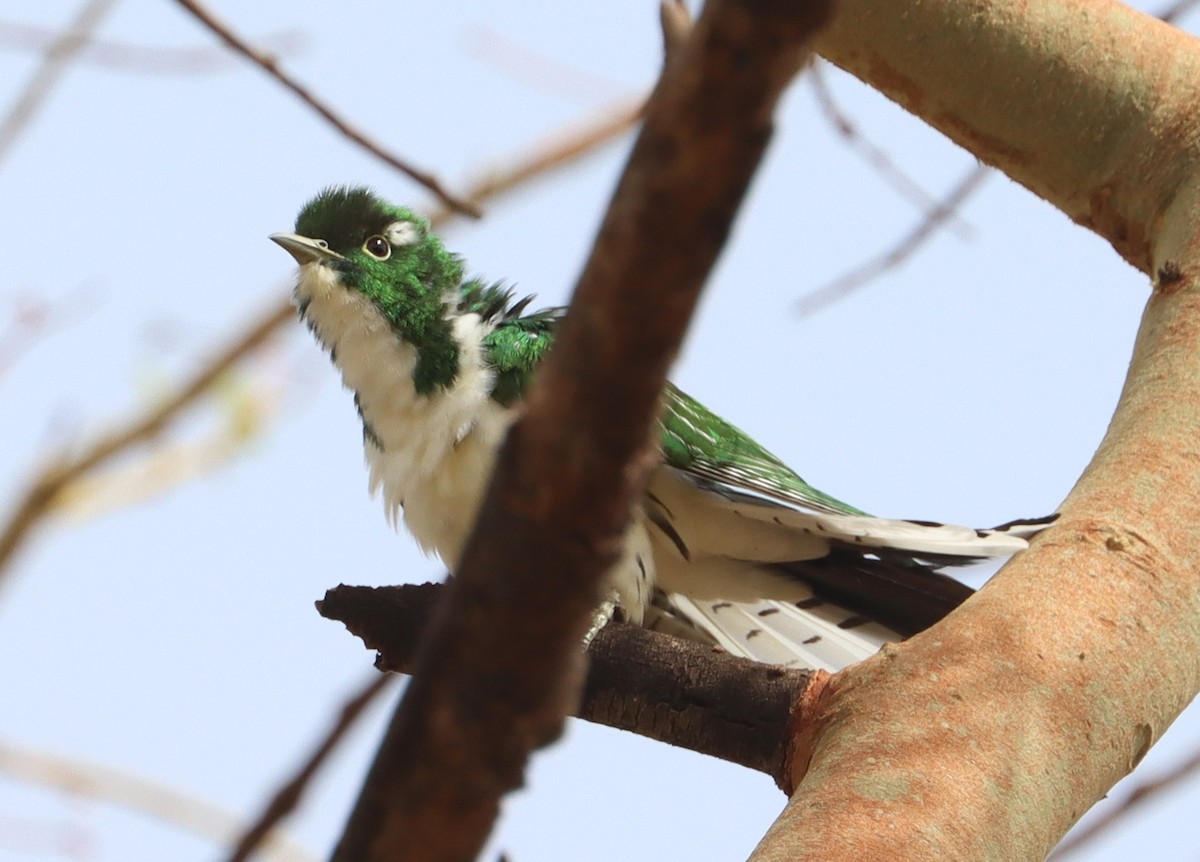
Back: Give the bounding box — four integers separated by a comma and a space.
0, 1, 1186, 860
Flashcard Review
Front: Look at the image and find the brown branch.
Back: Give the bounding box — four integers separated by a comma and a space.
317, 583, 808, 787
0, 20, 307, 75
170, 0, 480, 219
224, 673, 395, 862
439, 99, 641, 220
746, 1, 1200, 858
328, 2, 832, 861
808, 62, 975, 240
0, 0, 119, 166
0, 300, 292, 583
1048, 743, 1200, 859
793, 164, 988, 316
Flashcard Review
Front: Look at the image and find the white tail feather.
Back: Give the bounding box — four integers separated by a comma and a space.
662, 593, 898, 672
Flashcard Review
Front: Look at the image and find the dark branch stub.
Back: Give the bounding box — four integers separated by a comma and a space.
318, 583, 808, 789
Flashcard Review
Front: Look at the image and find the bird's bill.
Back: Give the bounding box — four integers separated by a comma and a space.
269, 232, 345, 265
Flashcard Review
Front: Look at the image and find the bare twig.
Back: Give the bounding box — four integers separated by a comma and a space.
463, 26, 624, 106
0, 20, 306, 75
171, 0, 480, 218
0, 299, 292, 582
1157, 0, 1200, 24
0, 285, 100, 379
1048, 744, 1200, 859
441, 99, 641, 219
0, 0, 120, 166
794, 164, 989, 316
329, 2, 832, 860
225, 673, 395, 862
0, 739, 315, 862
808, 62, 975, 239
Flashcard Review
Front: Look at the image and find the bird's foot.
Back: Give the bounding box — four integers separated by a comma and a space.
583, 591, 621, 650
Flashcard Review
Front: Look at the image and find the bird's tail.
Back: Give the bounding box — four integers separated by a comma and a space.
648, 548, 1002, 672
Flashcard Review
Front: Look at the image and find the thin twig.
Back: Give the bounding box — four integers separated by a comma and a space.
0, 0, 120, 166
1047, 744, 1200, 859
0, 299, 292, 582
225, 674, 395, 862
0, 20, 306, 75
809, 62, 975, 240
439, 98, 641, 220
171, 0, 480, 218
0, 739, 315, 862
794, 164, 989, 316
1157, 0, 1200, 23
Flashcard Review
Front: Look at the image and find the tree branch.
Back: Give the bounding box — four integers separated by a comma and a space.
171, 0, 480, 218
746, 1, 1200, 858
317, 583, 810, 786
328, 2, 833, 860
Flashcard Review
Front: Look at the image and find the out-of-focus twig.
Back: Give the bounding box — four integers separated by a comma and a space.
0, 285, 100, 379
809, 62, 975, 240
171, 0, 480, 218
0, 739, 316, 862
0, 299, 292, 583
1047, 744, 1200, 860
0, 20, 306, 75
794, 164, 989, 316
225, 673, 395, 862
1157, 0, 1200, 24
0, 0, 120, 166
463, 25, 624, 106
440, 98, 641, 220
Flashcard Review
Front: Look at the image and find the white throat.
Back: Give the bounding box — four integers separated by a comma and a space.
296, 262, 515, 567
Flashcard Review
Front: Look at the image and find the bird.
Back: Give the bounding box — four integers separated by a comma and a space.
272, 186, 1053, 672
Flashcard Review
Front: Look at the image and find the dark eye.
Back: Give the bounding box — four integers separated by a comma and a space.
363, 235, 391, 260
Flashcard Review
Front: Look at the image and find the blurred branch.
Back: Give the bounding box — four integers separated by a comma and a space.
0, 739, 316, 862
0, 19, 306, 75
0, 299, 292, 583
318, 583, 807, 785
794, 164, 989, 316
0, 0, 120, 166
0, 285, 100, 379
1157, 0, 1200, 24
1048, 744, 1200, 860
328, 1, 831, 860
445, 98, 641, 217
171, 0, 481, 219
225, 673, 396, 862
809, 62, 975, 240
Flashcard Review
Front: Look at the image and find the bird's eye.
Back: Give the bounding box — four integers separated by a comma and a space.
363, 236, 391, 260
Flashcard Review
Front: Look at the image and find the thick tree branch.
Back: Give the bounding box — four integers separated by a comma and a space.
317, 583, 809, 785
747, 1, 1200, 859
329, 3, 832, 861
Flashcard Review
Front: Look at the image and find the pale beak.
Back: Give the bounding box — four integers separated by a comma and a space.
269, 232, 345, 264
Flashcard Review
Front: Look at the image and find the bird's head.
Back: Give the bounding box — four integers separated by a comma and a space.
272, 186, 464, 332
272, 186, 467, 393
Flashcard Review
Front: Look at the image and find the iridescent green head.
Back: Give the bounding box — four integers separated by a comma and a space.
272, 186, 466, 393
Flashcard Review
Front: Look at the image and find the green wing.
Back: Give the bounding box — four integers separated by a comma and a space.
659, 383, 867, 517
474, 288, 863, 516
471, 282, 561, 407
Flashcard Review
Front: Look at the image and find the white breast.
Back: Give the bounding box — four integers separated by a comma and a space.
296, 263, 514, 569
